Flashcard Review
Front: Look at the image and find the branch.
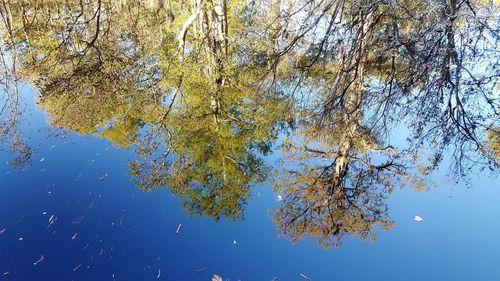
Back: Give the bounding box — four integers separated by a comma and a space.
178, 1, 204, 60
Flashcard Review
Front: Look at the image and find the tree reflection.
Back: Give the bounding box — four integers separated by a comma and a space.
12, 0, 165, 146
128, 66, 286, 220
1, 0, 499, 248
0, 2, 31, 168
487, 129, 500, 160
273, 128, 431, 248
268, 0, 498, 248
3, 0, 288, 221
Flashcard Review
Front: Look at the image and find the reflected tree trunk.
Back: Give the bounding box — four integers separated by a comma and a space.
178, 0, 227, 122
333, 9, 375, 185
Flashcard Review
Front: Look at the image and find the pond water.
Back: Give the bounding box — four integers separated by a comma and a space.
1, 85, 499, 281
1, 1, 500, 280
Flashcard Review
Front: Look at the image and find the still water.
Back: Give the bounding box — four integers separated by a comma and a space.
1, 0, 500, 280
1, 86, 499, 281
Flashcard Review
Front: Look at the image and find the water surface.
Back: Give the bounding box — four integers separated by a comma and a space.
1, 1, 500, 280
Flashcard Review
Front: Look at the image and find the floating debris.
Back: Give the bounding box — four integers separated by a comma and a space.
47, 215, 58, 228
175, 224, 182, 234
156, 269, 161, 279
299, 273, 312, 280
71, 233, 78, 240
195, 267, 205, 273
212, 275, 223, 281
414, 215, 424, 222
73, 264, 82, 272
233, 240, 237, 245
33, 255, 45, 266
49, 145, 56, 150
75, 173, 83, 182
42, 211, 47, 215
0, 228, 6, 235
99, 173, 108, 181
40, 157, 45, 162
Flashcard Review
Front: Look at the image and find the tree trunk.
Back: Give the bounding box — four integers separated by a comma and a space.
178, 0, 228, 116
333, 9, 375, 181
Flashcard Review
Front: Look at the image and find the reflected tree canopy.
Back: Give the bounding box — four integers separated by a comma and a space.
273, 129, 424, 248
0, 2, 31, 168
1, 0, 499, 247
488, 129, 500, 160
1, 0, 289, 221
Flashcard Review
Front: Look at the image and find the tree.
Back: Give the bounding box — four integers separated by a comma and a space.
2, 0, 499, 246
4, 0, 290, 221
269, 0, 498, 247
4, 0, 167, 146
0, 0, 31, 168
263, 0, 500, 174
487, 129, 500, 159
273, 123, 432, 248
